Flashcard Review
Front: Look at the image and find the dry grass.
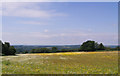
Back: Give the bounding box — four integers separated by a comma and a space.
2, 51, 118, 74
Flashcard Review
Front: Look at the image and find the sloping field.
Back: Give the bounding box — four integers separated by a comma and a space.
2, 51, 118, 74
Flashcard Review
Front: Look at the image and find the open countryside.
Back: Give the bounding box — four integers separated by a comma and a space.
1, 2, 118, 75
2, 51, 118, 74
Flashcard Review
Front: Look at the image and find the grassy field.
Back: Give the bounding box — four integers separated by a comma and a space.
2, 51, 118, 74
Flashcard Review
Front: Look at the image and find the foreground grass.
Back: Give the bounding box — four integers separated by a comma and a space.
2, 51, 118, 74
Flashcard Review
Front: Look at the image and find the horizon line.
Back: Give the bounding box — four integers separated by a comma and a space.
11, 44, 118, 46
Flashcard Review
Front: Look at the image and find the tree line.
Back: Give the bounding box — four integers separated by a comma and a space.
79, 40, 105, 51
1, 40, 119, 55
29, 47, 79, 53
29, 40, 119, 53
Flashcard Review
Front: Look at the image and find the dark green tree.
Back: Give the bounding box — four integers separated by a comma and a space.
9, 46, 16, 55
97, 43, 105, 50
0, 40, 2, 55
80, 40, 96, 51
5, 42, 10, 47
1, 41, 16, 55
95, 42, 99, 50
4, 42, 10, 55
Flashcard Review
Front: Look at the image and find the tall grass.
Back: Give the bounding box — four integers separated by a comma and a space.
2, 51, 118, 74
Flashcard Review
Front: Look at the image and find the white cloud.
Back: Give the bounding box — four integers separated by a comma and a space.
2, 2, 67, 18
44, 29, 49, 33
3, 31, 118, 45
3, 31, 88, 39
3, 31, 117, 39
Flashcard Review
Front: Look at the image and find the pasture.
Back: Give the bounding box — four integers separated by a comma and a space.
2, 51, 118, 74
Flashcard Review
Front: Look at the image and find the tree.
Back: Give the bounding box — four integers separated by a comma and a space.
40, 48, 50, 53
97, 43, 105, 50
24, 50, 28, 54
95, 42, 99, 50
9, 46, 16, 55
1, 41, 16, 55
31, 48, 51, 53
5, 42, 10, 47
4, 43, 10, 55
30, 49, 36, 53
0, 40, 2, 55
52, 47, 57, 52
80, 40, 96, 51
61, 49, 69, 52
115, 46, 120, 51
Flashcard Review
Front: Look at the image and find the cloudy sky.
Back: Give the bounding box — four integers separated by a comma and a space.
2, 2, 118, 45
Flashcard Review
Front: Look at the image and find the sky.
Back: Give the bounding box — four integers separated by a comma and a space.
1, 0, 120, 2
1, 2, 118, 45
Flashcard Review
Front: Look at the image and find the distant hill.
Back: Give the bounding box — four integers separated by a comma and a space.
13, 45, 117, 53
105, 45, 118, 48
13, 45, 80, 53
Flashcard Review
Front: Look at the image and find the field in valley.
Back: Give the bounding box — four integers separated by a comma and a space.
2, 51, 118, 74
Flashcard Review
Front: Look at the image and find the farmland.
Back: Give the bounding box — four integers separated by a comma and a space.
2, 51, 118, 74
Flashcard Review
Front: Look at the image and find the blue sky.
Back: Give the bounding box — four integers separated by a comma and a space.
2, 2, 118, 45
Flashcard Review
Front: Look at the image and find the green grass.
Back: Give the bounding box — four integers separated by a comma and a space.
2, 51, 118, 74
